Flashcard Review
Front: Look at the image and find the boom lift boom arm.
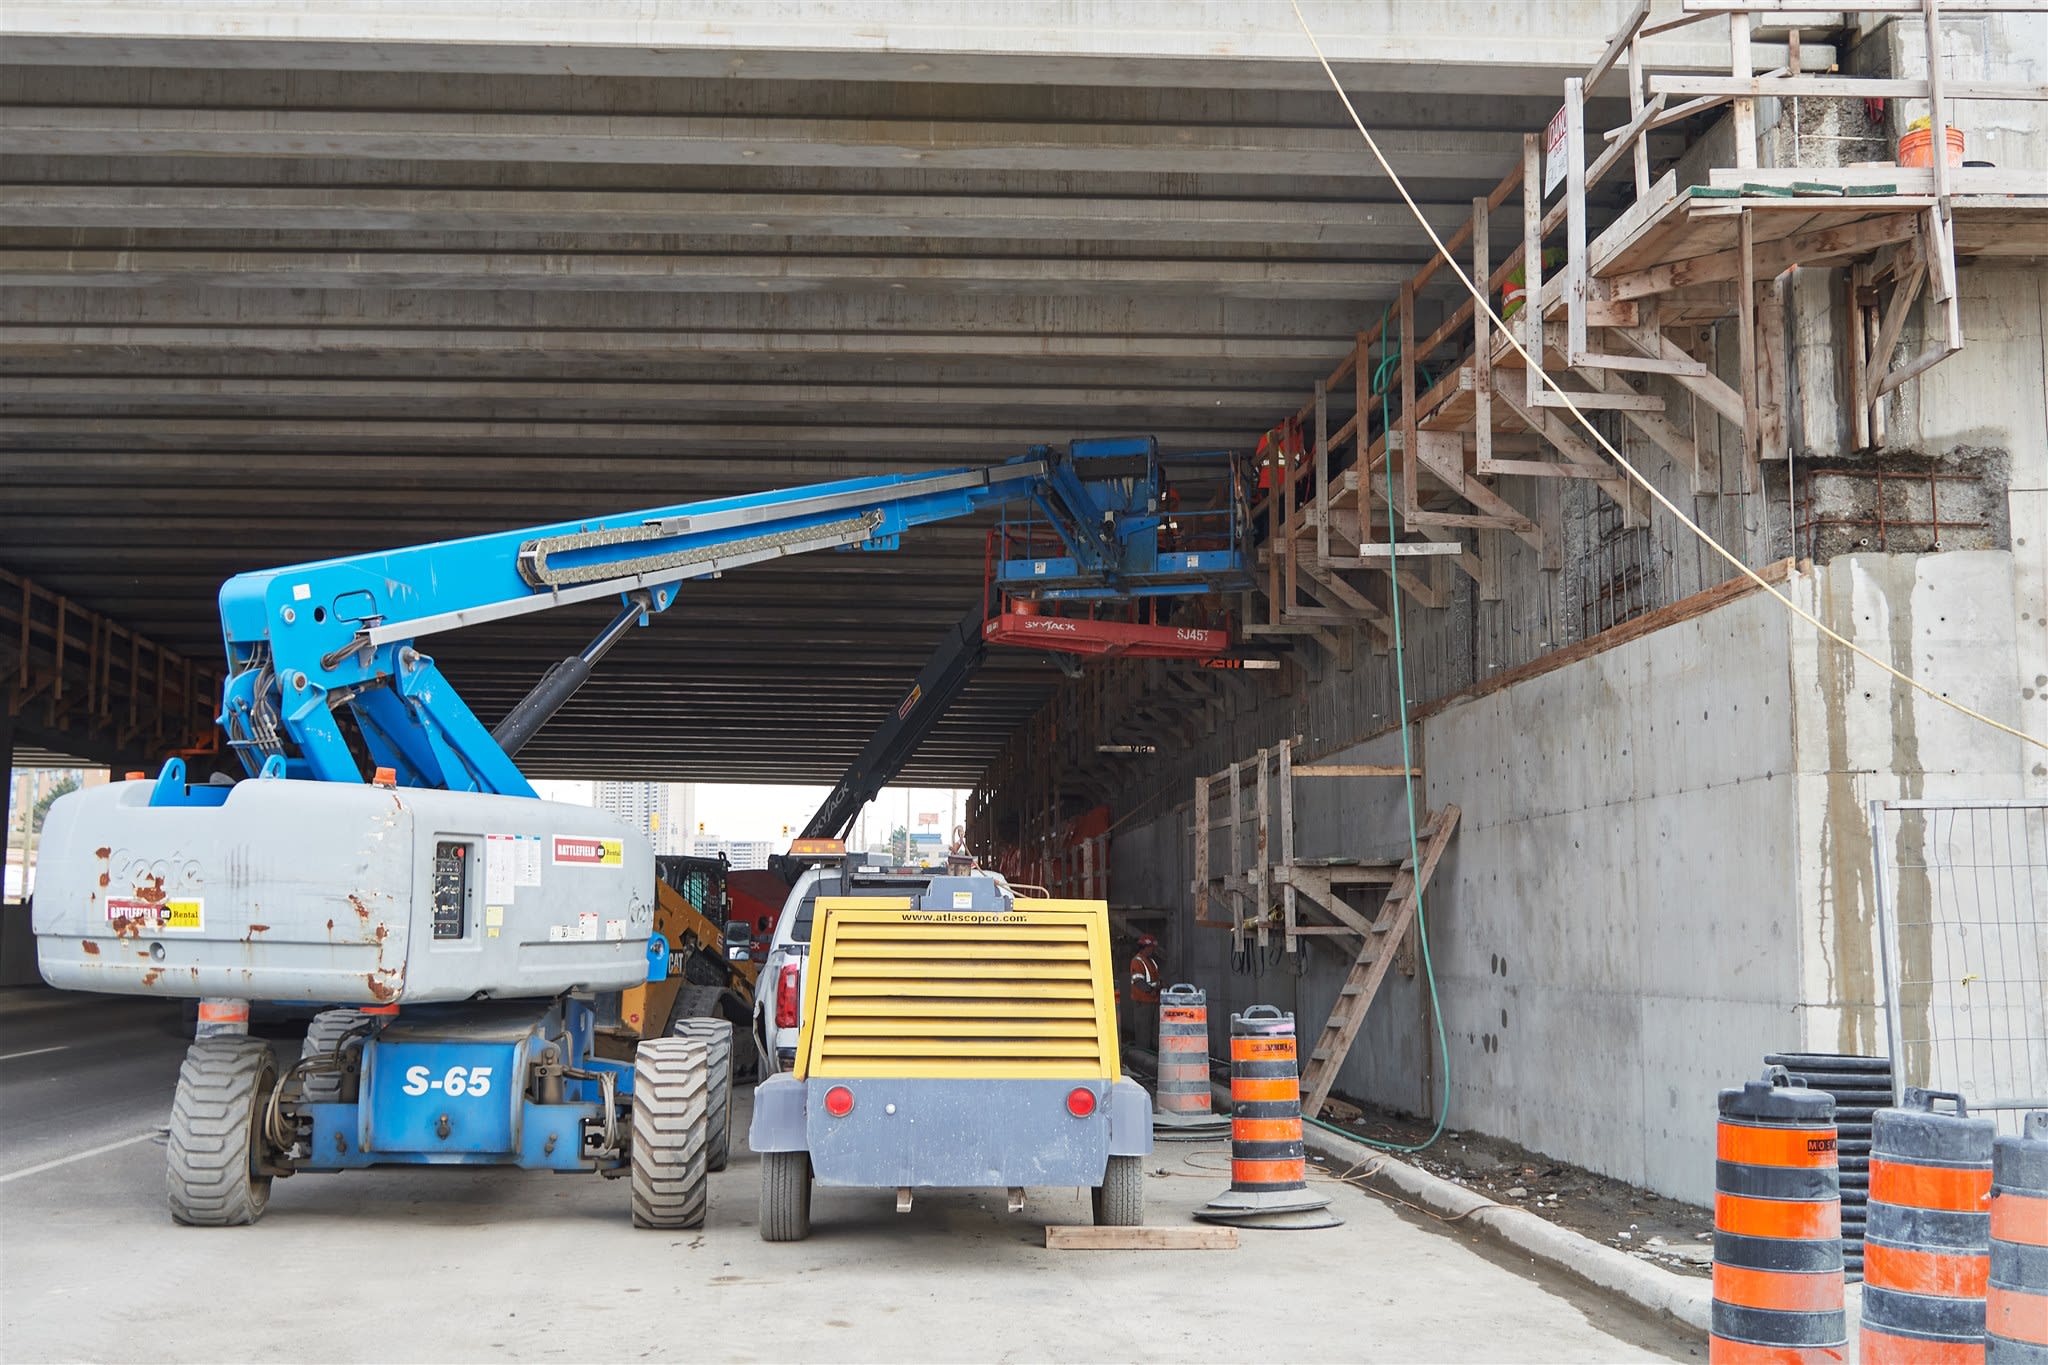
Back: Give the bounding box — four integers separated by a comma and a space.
212, 439, 1247, 804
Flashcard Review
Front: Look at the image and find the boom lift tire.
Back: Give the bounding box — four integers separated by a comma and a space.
296, 1008, 367, 1104
167, 1036, 280, 1227
759, 1150, 813, 1242
1091, 1154, 1144, 1227
667, 1014, 735, 1173
629, 1037, 710, 1229
666, 980, 755, 1080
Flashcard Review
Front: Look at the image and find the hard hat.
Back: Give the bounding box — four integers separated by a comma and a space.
1137, 934, 1158, 949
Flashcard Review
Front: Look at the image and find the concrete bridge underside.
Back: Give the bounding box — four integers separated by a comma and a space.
0, 2, 1773, 783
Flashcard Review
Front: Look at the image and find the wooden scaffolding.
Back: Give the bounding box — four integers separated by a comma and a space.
1190, 737, 1461, 1114
1249, 0, 2048, 665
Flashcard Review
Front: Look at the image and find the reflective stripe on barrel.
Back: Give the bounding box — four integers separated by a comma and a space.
1155, 985, 1212, 1115
1711, 1069, 1846, 1364
1228, 1008, 1307, 1193
1862, 1090, 1994, 1365
1989, 1113, 2048, 1364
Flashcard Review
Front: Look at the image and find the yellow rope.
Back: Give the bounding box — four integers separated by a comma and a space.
1287, 1, 2047, 755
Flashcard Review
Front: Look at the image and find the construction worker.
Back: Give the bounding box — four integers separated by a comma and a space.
1124, 934, 1161, 1052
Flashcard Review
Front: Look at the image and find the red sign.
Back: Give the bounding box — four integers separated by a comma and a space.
1543, 104, 1569, 198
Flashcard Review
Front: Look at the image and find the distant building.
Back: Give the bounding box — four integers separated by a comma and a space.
594, 781, 695, 855
692, 836, 774, 872
7, 767, 109, 899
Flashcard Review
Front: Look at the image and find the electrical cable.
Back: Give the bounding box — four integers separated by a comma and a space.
1355, 309, 1451, 1155
1286, 0, 2048, 758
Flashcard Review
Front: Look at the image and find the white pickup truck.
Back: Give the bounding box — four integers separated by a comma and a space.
751, 860, 1016, 1076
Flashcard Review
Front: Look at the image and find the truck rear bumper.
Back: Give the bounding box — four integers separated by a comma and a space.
748, 1074, 1151, 1187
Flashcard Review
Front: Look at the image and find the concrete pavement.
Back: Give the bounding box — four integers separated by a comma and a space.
1, 989, 1699, 1362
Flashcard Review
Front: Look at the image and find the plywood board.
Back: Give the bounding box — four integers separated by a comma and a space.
1044, 1225, 1239, 1250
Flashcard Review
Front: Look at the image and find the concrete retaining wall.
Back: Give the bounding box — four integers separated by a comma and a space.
1115, 550, 2031, 1205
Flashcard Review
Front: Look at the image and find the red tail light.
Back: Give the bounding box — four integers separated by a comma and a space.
775, 962, 802, 1030
824, 1085, 854, 1117
1066, 1087, 1098, 1118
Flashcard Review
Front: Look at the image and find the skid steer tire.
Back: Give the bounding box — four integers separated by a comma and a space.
167, 1037, 279, 1227
630, 1037, 710, 1229
667, 1015, 734, 1173
759, 1150, 813, 1242
297, 1008, 367, 1104
1091, 1155, 1145, 1228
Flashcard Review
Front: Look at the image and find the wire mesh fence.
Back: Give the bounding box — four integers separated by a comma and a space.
1870, 799, 2048, 1135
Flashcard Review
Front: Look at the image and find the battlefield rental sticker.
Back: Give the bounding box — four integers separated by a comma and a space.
106, 896, 204, 932
552, 835, 623, 868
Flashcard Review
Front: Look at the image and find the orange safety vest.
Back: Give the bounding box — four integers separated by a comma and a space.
1128, 952, 1161, 1004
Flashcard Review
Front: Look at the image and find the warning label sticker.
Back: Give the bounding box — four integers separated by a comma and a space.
553, 835, 623, 868
107, 896, 204, 933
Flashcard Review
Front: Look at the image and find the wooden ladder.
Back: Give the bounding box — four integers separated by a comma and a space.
1299, 804, 1461, 1119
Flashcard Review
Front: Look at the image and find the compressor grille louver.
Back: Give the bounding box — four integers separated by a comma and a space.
796, 902, 1119, 1081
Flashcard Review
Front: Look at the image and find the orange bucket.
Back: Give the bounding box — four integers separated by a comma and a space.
1899, 125, 1965, 169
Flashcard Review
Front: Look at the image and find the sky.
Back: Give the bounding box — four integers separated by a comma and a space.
530, 780, 969, 847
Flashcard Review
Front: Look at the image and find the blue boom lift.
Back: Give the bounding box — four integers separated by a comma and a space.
32, 438, 1246, 1226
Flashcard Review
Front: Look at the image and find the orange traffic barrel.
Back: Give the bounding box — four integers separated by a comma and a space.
1989, 1112, 2047, 1364
1155, 984, 1212, 1114
1153, 984, 1228, 1140
1711, 1066, 1847, 1363
1862, 1088, 1995, 1364
1196, 1005, 1338, 1230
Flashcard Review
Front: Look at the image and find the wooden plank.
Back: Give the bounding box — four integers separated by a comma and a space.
1226, 760, 1242, 949
1589, 170, 1680, 276
1566, 77, 1589, 364
1737, 210, 1760, 490
1729, 11, 1757, 171
1473, 193, 1492, 482
1602, 211, 1922, 301
1587, 0, 1652, 91
1582, 90, 1665, 209
1758, 270, 1788, 464
1867, 252, 1927, 405
1358, 542, 1464, 558
1532, 387, 1666, 410
1314, 380, 1329, 562
1285, 866, 1379, 937
1282, 416, 1297, 614
1651, 73, 2045, 101
1295, 764, 1421, 777
1280, 738, 1297, 955
1399, 283, 1418, 520
1847, 262, 1871, 451
1045, 1225, 1239, 1251
1522, 132, 1545, 408
1627, 35, 1651, 198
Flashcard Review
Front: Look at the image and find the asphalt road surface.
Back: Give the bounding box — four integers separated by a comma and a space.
1, 987, 1701, 1363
